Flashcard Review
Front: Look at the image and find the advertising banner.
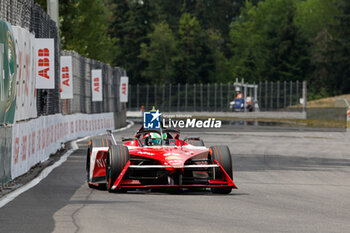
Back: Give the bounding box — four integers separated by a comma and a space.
11, 112, 115, 179
35, 38, 55, 89
12, 26, 37, 122
60, 56, 73, 99
91, 69, 102, 102
120, 76, 128, 103
0, 126, 12, 186
0, 20, 17, 124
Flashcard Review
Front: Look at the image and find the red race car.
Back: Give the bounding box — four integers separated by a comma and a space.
86, 127, 237, 194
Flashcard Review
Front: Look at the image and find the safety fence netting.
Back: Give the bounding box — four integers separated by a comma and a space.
0, 0, 126, 187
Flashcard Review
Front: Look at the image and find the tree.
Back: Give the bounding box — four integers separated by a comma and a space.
325, 0, 350, 94
294, 0, 340, 39
229, 0, 309, 83
109, 0, 156, 84
139, 21, 178, 84
175, 13, 214, 83
59, 0, 117, 64
59, 0, 115, 62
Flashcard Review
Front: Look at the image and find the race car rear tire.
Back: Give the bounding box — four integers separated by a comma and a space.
188, 139, 205, 146
209, 145, 233, 194
106, 145, 129, 192
87, 137, 112, 188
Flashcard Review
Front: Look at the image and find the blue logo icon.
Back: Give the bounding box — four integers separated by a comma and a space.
143, 110, 161, 129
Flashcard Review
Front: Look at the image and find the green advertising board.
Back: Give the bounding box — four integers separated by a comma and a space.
0, 126, 12, 186
0, 19, 17, 124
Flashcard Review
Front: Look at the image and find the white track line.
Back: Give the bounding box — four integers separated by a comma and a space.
0, 120, 134, 209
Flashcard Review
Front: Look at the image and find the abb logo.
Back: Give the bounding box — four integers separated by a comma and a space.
93, 77, 100, 92
120, 76, 128, 102
91, 70, 102, 101
61, 66, 70, 86
121, 83, 127, 95
14, 138, 19, 164
38, 48, 50, 79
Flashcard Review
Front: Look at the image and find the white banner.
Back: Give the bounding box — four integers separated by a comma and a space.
60, 56, 73, 99
11, 112, 115, 179
91, 69, 102, 101
120, 76, 128, 103
12, 26, 37, 122
35, 38, 55, 89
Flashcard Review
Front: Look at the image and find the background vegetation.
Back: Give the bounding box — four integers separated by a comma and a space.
35, 0, 350, 99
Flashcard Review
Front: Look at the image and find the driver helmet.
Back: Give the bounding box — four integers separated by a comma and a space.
147, 132, 167, 146
150, 132, 167, 140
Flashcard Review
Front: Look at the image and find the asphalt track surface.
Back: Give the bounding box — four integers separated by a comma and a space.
1, 124, 350, 233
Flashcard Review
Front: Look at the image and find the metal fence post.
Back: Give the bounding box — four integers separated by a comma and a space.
220, 83, 223, 112
302, 81, 307, 113
136, 84, 139, 110
154, 84, 157, 107
244, 84, 247, 112
284, 81, 286, 109
146, 84, 149, 110
207, 83, 210, 111
185, 83, 188, 111
265, 81, 267, 111
177, 83, 180, 112
296, 80, 299, 107
259, 82, 262, 110
193, 84, 196, 112
277, 81, 280, 109
290, 81, 292, 107
169, 84, 172, 112
214, 83, 217, 112
200, 83, 203, 112
227, 83, 231, 112
254, 84, 258, 109
162, 84, 165, 110
270, 82, 273, 110
128, 84, 131, 110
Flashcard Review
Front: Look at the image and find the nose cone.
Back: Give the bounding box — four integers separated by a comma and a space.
165, 155, 184, 168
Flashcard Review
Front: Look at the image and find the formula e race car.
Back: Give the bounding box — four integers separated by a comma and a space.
86, 127, 237, 194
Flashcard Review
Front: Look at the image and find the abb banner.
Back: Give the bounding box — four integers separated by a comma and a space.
120, 76, 128, 103
12, 26, 37, 122
11, 112, 115, 179
60, 56, 73, 99
35, 38, 55, 89
91, 69, 102, 101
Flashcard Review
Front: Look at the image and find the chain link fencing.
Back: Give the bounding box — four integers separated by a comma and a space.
128, 81, 306, 112
60, 50, 126, 115
0, 0, 125, 117
0, 0, 126, 187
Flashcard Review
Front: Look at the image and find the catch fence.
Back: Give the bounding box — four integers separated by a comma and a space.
60, 51, 126, 115
0, 0, 125, 116
0, 0, 126, 188
128, 81, 306, 112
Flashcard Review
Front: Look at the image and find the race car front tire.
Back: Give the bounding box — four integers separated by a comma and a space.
87, 137, 112, 188
209, 145, 233, 194
106, 145, 129, 192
